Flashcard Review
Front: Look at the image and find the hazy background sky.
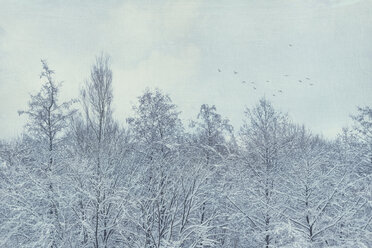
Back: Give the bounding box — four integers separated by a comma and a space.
0, 0, 371, 139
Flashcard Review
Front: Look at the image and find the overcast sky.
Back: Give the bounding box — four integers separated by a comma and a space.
0, 0, 371, 139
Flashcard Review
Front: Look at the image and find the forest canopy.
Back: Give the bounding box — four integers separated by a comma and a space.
0, 56, 371, 248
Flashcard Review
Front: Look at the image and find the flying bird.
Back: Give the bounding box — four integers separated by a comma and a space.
289, 44, 293, 47
266, 80, 270, 83
278, 90, 283, 93
253, 87, 257, 90
234, 71, 238, 74
273, 94, 276, 97
242, 81, 246, 84
298, 80, 302, 83
218, 69, 221, 72
306, 77, 310, 80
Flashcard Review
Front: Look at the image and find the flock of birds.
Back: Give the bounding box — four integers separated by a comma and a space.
218, 68, 315, 97
217, 44, 316, 97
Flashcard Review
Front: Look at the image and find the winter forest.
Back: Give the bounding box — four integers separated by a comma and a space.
0, 54, 370, 248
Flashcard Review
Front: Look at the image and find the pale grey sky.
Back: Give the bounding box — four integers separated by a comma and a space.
0, 0, 371, 139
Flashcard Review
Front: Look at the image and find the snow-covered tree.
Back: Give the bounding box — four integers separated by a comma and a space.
67, 54, 131, 248
281, 128, 351, 247
231, 98, 295, 247
189, 104, 235, 247
0, 60, 75, 247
